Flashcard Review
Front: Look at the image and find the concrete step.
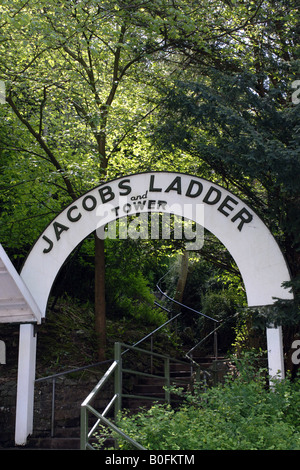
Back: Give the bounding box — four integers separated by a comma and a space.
185, 357, 227, 370
25, 432, 112, 450
25, 437, 80, 450
171, 362, 192, 368
134, 383, 165, 394
170, 369, 191, 377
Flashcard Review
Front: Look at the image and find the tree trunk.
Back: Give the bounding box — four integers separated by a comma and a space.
94, 233, 106, 360
93, 121, 108, 361
174, 251, 189, 307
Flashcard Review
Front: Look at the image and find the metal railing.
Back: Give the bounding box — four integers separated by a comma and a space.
35, 359, 113, 438
186, 322, 223, 364
155, 274, 218, 323
80, 341, 202, 450
155, 270, 220, 363
35, 271, 224, 445
185, 312, 240, 365
34, 302, 222, 444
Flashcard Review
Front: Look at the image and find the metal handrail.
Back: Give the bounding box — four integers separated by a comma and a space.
34, 301, 183, 440
79, 271, 223, 450
122, 309, 183, 355
185, 322, 224, 362
80, 341, 202, 450
185, 312, 240, 365
37, 270, 223, 444
79, 266, 228, 451
156, 270, 219, 323
35, 359, 113, 438
35, 359, 114, 383
80, 360, 122, 449
155, 270, 220, 363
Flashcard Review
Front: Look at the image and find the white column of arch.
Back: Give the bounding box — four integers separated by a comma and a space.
15, 324, 37, 445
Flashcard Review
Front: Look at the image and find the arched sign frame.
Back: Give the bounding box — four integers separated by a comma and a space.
15, 171, 293, 445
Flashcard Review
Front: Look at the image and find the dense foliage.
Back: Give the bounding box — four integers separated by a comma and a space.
97, 353, 300, 450
0, 0, 299, 450
0, 0, 299, 363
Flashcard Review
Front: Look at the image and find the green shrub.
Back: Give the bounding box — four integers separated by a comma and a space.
98, 353, 300, 450
106, 252, 167, 326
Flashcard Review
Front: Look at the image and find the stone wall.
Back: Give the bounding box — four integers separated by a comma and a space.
0, 375, 17, 446
0, 366, 114, 448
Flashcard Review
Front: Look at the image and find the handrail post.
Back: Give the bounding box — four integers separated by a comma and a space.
195, 365, 201, 383
150, 336, 153, 374
114, 342, 122, 421
214, 330, 218, 360
80, 403, 88, 450
51, 377, 56, 438
164, 357, 170, 404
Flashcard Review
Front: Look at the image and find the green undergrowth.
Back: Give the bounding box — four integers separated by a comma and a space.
35, 295, 182, 376
95, 352, 300, 451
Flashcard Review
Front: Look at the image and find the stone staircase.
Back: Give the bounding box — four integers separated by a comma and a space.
123, 354, 229, 411
23, 424, 80, 450
123, 361, 192, 410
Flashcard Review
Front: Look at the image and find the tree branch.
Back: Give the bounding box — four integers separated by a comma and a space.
39, 86, 47, 137
7, 94, 77, 200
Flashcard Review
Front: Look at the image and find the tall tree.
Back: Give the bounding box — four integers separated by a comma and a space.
0, 0, 276, 358
151, 0, 300, 353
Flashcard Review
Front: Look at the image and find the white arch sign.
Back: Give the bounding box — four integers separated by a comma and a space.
15, 172, 293, 444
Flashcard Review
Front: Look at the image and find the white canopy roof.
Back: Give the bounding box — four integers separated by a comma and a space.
0, 244, 41, 323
